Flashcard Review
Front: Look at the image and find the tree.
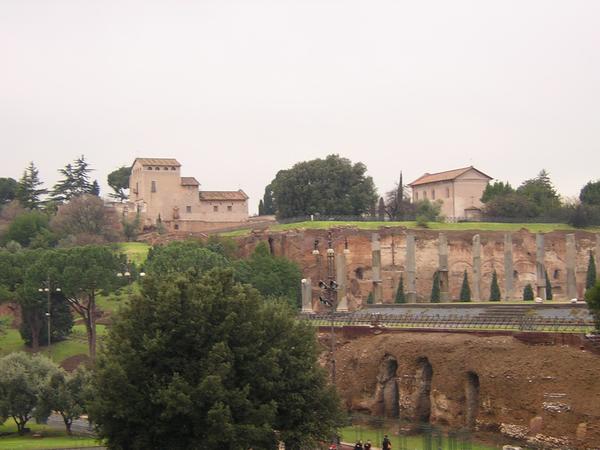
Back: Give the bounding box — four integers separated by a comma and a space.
90, 180, 100, 196
145, 241, 229, 278
415, 199, 443, 224
586, 280, 600, 331
0, 177, 18, 207
481, 181, 514, 203
50, 163, 76, 203
234, 242, 302, 308
586, 251, 597, 290
262, 184, 275, 215
516, 170, 561, 215
38, 367, 91, 434
50, 156, 98, 203
16, 162, 47, 209
89, 269, 341, 449
19, 291, 73, 348
377, 197, 386, 221
366, 291, 374, 304
460, 270, 471, 302
0, 352, 57, 434
483, 193, 537, 218
267, 155, 377, 219
3, 211, 51, 247
430, 271, 440, 303
49, 246, 124, 361
384, 172, 414, 221
523, 283, 534, 301
489, 270, 501, 301
395, 275, 405, 304
107, 166, 131, 201
545, 269, 553, 300
258, 199, 265, 216
580, 180, 600, 206
50, 194, 122, 243
71, 155, 94, 194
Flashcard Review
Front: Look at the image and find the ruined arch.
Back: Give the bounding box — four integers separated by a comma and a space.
414, 356, 433, 424
376, 354, 399, 418
465, 371, 480, 429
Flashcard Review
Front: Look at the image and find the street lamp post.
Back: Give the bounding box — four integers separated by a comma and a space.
117, 265, 146, 296
38, 276, 61, 357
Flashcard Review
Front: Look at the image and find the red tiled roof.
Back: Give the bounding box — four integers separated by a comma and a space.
408, 166, 492, 186
181, 177, 199, 186
199, 190, 248, 201
133, 158, 181, 167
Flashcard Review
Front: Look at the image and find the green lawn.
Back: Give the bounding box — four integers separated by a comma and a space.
118, 242, 150, 265
339, 425, 498, 449
221, 220, 593, 237
0, 419, 100, 449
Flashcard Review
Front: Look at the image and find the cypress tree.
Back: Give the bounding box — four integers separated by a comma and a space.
490, 270, 501, 301
586, 251, 597, 290
258, 199, 265, 216
366, 291, 374, 305
431, 271, 440, 303
16, 162, 47, 209
523, 283, 534, 301
460, 270, 471, 302
545, 269, 553, 300
378, 197, 386, 221
395, 275, 405, 303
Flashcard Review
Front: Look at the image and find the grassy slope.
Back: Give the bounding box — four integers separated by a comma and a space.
118, 242, 150, 265
0, 419, 100, 449
222, 220, 592, 237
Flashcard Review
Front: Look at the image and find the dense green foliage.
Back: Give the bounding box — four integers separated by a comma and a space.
480, 181, 514, 203
16, 162, 47, 210
50, 156, 98, 203
579, 180, 600, 206
585, 281, 600, 331
0, 178, 18, 207
523, 283, 534, 301
516, 170, 561, 214
107, 166, 131, 201
489, 270, 501, 301
430, 271, 440, 303
0, 353, 57, 434
395, 275, 405, 303
234, 243, 302, 308
3, 211, 52, 247
89, 269, 342, 449
586, 251, 597, 290
459, 270, 471, 302
415, 199, 443, 226
266, 154, 377, 219
145, 240, 229, 277
366, 292, 374, 305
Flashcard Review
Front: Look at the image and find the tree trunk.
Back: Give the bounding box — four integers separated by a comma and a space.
62, 414, 72, 435
30, 322, 40, 353
84, 294, 97, 361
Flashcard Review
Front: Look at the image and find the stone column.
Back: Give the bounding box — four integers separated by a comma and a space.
536, 234, 547, 300
301, 278, 313, 313
438, 233, 449, 302
335, 252, 349, 312
504, 233, 514, 301
472, 235, 481, 301
566, 233, 577, 300
406, 233, 417, 303
372, 233, 383, 304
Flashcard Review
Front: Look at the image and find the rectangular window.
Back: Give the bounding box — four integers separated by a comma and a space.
227, 205, 233, 212
151, 181, 156, 193
446, 187, 450, 198
431, 189, 436, 200
213, 205, 218, 212
186, 206, 192, 213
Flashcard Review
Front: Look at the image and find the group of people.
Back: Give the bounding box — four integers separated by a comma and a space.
353, 434, 391, 450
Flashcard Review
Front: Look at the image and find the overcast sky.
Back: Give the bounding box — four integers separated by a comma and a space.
1, 0, 599, 213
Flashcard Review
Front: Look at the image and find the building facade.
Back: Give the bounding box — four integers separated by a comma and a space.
408, 166, 492, 220
128, 158, 249, 230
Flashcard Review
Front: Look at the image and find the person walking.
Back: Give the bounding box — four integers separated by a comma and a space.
382, 434, 392, 450
354, 440, 364, 450
364, 440, 372, 450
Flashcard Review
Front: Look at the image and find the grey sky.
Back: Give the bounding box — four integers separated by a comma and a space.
1, 0, 599, 214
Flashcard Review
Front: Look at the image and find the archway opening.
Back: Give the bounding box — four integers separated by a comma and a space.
378, 354, 399, 418
414, 357, 433, 424
465, 371, 480, 429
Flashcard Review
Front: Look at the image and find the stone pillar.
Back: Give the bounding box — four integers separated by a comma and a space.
504, 233, 514, 301
438, 233, 449, 302
301, 278, 313, 313
472, 234, 481, 301
536, 234, 547, 300
335, 252, 349, 312
566, 233, 577, 300
372, 233, 383, 304
406, 233, 417, 303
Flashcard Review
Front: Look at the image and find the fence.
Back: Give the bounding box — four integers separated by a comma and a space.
300, 312, 595, 333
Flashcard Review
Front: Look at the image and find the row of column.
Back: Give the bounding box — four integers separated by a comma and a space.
301, 232, 599, 310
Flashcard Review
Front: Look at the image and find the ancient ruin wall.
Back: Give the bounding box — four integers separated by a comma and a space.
333, 331, 600, 448
237, 227, 600, 306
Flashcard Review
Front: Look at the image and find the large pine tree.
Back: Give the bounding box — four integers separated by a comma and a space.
16, 162, 47, 209
51, 156, 98, 203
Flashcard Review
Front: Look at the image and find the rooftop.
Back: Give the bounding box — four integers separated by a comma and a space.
199, 190, 249, 201
408, 166, 492, 187
133, 158, 181, 167
181, 177, 200, 186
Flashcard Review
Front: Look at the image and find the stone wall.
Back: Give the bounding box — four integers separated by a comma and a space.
237, 227, 600, 306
